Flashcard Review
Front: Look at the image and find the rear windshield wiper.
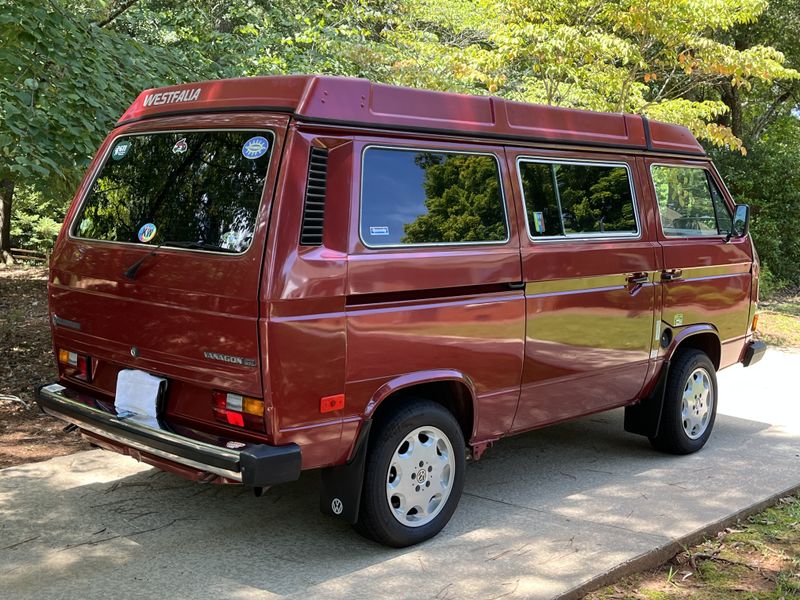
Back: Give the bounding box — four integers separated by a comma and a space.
160, 241, 238, 253
123, 240, 237, 280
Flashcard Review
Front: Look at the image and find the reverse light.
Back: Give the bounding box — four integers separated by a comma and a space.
58, 348, 91, 381
212, 391, 265, 432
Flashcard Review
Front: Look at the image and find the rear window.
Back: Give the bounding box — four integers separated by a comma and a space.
72, 130, 274, 253
360, 147, 508, 247
518, 160, 638, 238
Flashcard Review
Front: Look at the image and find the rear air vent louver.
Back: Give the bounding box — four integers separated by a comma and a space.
300, 147, 329, 246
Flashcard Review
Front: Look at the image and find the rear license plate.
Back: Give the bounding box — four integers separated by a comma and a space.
115, 369, 167, 425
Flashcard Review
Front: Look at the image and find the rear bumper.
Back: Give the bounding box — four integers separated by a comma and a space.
742, 340, 767, 367
35, 383, 301, 487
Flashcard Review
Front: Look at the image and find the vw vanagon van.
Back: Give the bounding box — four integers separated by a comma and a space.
37, 76, 765, 547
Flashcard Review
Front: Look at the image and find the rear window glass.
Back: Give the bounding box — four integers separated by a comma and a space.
360, 147, 508, 246
518, 160, 637, 237
651, 165, 733, 237
73, 130, 274, 253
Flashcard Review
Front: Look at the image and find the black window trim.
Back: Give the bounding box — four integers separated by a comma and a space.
67, 127, 277, 257
358, 143, 512, 249
649, 162, 734, 240
515, 156, 642, 242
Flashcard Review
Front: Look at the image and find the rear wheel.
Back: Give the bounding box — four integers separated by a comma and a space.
355, 400, 465, 547
650, 349, 717, 454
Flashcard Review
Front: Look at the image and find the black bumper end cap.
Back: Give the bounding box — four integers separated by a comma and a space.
743, 340, 766, 367
240, 443, 302, 487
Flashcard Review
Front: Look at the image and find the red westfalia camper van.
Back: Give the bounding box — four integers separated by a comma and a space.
36, 76, 765, 547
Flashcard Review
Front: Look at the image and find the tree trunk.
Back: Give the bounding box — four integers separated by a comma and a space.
0, 177, 15, 266
719, 82, 743, 141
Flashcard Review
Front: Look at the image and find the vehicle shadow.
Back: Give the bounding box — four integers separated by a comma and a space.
2, 405, 797, 599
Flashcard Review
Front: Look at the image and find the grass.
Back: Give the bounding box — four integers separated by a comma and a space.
586, 495, 800, 599
757, 289, 800, 348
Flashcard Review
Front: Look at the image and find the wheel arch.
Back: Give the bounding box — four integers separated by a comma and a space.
626, 324, 721, 439
667, 325, 721, 370
364, 370, 478, 445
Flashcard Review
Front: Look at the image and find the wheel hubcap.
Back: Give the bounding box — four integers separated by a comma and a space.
681, 367, 713, 440
386, 425, 455, 527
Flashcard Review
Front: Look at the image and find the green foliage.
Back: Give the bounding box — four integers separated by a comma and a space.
0, 0, 186, 192
9, 185, 66, 253
710, 115, 800, 290
384, 0, 799, 150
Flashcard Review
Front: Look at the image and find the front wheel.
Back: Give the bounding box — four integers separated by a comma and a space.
650, 349, 718, 454
355, 400, 465, 547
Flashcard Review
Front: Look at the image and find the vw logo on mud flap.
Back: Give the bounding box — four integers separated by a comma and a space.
331, 498, 344, 515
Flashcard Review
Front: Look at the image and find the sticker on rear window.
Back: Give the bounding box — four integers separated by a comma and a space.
172, 138, 188, 154
111, 140, 131, 161
369, 226, 389, 236
242, 136, 269, 160
138, 223, 157, 243
532, 211, 545, 233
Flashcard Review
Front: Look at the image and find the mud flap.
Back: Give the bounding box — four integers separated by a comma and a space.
319, 420, 371, 524
624, 360, 670, 438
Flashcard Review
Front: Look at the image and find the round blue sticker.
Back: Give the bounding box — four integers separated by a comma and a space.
242, 136, 269, 160
138, 223, 157, 243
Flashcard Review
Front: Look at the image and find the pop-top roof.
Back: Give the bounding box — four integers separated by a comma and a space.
117, 75, 705, 156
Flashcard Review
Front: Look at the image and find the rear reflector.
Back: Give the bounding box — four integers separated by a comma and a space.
320, 394, 345, 413
212, 391, 264, 432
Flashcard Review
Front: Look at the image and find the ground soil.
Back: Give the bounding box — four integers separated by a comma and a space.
0, 265, 90, 468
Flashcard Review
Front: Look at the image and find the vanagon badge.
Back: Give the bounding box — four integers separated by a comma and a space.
203, 351, 256, 367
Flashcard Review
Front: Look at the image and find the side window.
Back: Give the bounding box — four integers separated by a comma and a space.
651, 165, 733, 237
360, 147, 508, 246
518, 160, 637, 238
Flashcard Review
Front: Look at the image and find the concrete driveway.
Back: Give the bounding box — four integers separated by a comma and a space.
2, 350, 799, 600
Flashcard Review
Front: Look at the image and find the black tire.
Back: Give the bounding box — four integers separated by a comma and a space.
354, 400, 466, 547
650, 349, 718, 454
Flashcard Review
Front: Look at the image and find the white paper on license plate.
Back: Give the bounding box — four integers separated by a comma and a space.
115, 369, 165, 427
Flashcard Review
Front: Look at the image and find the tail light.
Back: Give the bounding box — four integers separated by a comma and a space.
212, 391, 265, 432
58, 349, 91, 381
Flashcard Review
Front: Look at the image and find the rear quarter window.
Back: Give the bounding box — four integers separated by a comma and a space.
360, 147, 508, 247
72, 130, 274, 253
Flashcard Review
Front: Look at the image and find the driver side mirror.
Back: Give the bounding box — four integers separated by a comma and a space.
732, 204, 750, 238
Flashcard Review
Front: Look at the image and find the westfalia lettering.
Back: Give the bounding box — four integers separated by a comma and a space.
142, 88, 202, 108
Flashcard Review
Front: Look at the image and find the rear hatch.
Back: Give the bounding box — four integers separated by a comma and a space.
50, 116, 287, 434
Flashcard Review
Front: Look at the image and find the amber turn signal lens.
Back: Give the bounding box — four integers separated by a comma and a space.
242, 397, 264, 416
58, 349, 71, 364
752, 313, 759, 332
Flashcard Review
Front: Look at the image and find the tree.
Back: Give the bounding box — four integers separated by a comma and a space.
0, 0, 185, 264
377, 0, 799, 151
713, 0, 800, 143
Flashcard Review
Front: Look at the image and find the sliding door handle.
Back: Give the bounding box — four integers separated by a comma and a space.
661, 269, 683, 281
626, 273, 649, 285
507, 281, 526, 290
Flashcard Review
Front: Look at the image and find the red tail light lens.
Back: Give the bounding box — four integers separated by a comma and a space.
58, 348, 91, 381
212, 391, 265, 432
